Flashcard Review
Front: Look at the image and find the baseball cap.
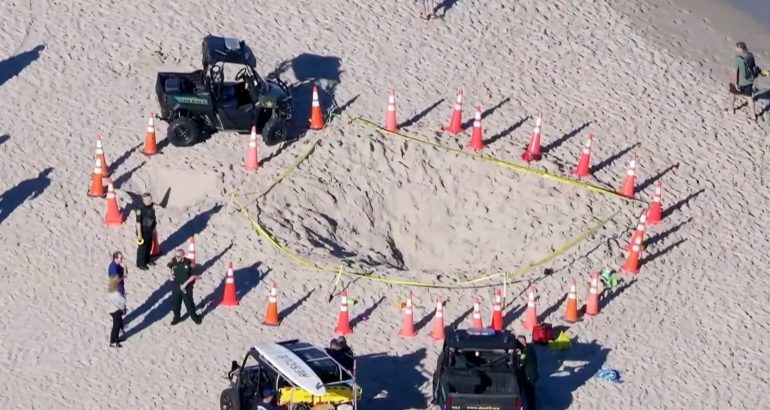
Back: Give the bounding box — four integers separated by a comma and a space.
261, 387, 276, 398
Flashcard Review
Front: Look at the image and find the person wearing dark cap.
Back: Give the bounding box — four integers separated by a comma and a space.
135, 192, 157, 270
730, 41, 762, 121
256, 388, 280, 410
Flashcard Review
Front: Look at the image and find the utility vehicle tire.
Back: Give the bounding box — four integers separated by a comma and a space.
167, 117, 201, 147
220, 389, 240, 410
261, 115, 288, 146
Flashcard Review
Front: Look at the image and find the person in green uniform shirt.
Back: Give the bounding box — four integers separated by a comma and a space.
516, 335, 538, 410
135, 193, 157, 270
167, 249, 202, 325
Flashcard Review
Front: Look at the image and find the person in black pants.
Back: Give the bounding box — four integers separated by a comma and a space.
108, 276, 127, 348
167, 249, 202, 325
516, 335, 538, 410
135, 193, 157, 270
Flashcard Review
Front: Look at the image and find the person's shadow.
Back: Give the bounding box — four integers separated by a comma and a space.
0, 45, 46, 86
357, 348, 429, 409
0, 167, 53, 224
122, 280, 174, 339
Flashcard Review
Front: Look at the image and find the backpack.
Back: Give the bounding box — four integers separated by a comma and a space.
739, 53, 761, 80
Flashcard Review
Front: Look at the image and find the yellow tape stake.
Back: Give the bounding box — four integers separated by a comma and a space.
340, 114, 645, 204
230, 192, 618, 289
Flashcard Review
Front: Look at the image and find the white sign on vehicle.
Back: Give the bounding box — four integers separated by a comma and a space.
253, 343, 326, 396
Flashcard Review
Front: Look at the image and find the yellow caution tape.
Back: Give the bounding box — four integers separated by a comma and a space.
230, 192, 618, 289
260, 139, 320, 197
343, 115, 645, 204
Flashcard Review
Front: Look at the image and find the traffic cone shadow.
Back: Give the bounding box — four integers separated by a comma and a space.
639, 238, 687, 266
662, 189, 706, 219
112, 161, 146, 189
598, 279, 637, 311
484, 115, 530, 146
198, 242, 234, 275
350, 296, 386, 328
414, 308, 437, 333
448, 305, 474, 330
503, 303, 527, 328
542, 121, 591, 154
538, 293, 568, 323
109, 142, 142, 174
460, 97, 510, 129
278, 289, 315, 322
590, 142, 640, 174
645, 218, 692, 248
399, 98, 445, 129
197, 261, 267, 318
637, 163, 679, 193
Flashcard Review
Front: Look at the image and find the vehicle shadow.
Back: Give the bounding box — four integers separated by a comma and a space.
0, 167, 53, 225
357, 348, 429, 410
159, 203, 223, 255
273, 53, 342, 140
536, 339, 611, 409
0, 44, 45, 86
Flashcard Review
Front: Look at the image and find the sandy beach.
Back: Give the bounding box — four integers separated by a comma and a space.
1, 0, 770, 409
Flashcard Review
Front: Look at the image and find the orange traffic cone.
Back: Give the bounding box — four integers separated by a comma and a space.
471, 297, 484, 329
398, 292, 417, 338
647, 180, 664, 225
384, 91, 398, 132
334, 290, 353, 335
430, 297, 445, 341
490, 289, 504, 332
221, 261, 239, 307
468, 105, 484, 151
571, 134, 593, 178
521, 113, 543, 162
443, 89, 464, 134
243, 125, 259, 172
150, 231, 161, 257
186, 236, 196, 264
103, 181, 124, 226
142, 113, 159, 156
585, 272, 601, 316
95, 135, 111, 177
522, 284, 539, 330
87, 157, 106, 198
626, 211, 648, 251
263, 282, 280, 326
564, 278, 579, 322
621, 231, 644, 275
619, 155, 637, 198
309, 85, 325, 130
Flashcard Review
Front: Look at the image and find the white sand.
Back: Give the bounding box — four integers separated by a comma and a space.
1, 0, 769, 408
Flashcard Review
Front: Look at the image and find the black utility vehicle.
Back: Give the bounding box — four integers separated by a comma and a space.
432, 328, 527, 410
155, 35, 292, 147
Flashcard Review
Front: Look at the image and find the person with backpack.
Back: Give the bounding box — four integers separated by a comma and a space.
730, 41, 762, 121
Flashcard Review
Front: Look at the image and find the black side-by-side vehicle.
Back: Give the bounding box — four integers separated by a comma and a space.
155, 35, 292, 147
432, 328, 527, 410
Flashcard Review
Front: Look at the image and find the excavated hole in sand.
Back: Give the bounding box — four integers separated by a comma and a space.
259, 135, 616, 276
